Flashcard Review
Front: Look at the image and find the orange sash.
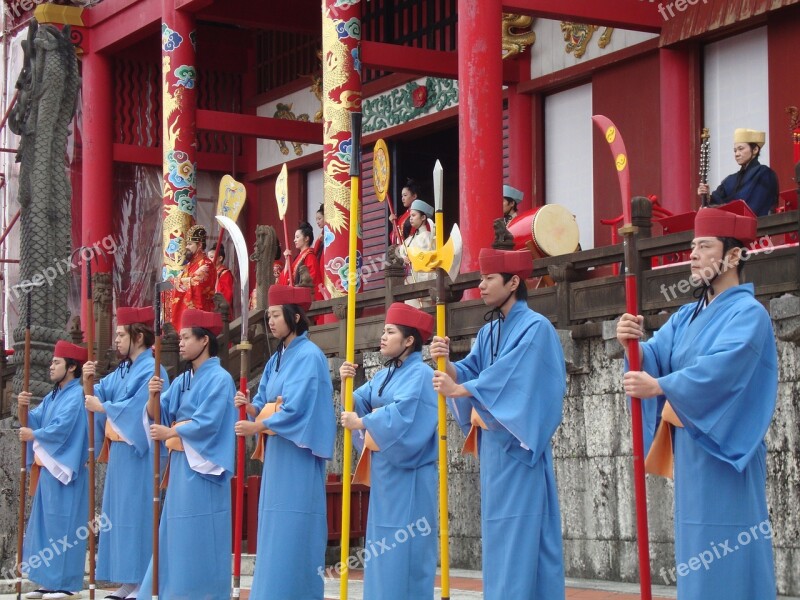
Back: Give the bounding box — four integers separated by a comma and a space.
644, 401, 684, 479
28, 453, 44, 497
352, 431, 381, 487
97, 419, 125, 464
461, 408, 488, 458
251, 399, 283, 462
160, 420, 190, 489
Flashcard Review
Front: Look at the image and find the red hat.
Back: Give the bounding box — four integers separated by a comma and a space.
385, 302, 435, 342
478, 248, 532, 279
54, 340, 88, 363
694, 200, 757, 245
268, 284, 312, 311
117, 306, 155, 326
181, 309, 223, 336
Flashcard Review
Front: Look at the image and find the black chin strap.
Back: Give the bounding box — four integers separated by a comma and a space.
378, 351, 407, 397
483, 290, 515, 365
117, 338, 133, 379
275, 337, 290, 372
181, 343, 207, 391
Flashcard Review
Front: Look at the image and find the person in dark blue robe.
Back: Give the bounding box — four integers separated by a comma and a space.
234, 285, 334, 600
83, 307, 168, 600
698, 128, 778, 216
18, 341, 89, 600
430, 248, 566, 600
618, 201, 777, 599
339, 302, 438, 600
139, 309, 236, 600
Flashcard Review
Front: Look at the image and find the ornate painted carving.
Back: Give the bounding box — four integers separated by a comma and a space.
502, 14, 536, 59
560, 22, 614, 59
161, 14, 197, 281
274, 103, 311, 156
362, 77, 458, 134
322, 0, 362, 297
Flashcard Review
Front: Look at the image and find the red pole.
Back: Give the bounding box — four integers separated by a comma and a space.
458, 0, 503, 281
592, 115, 653, 600
508, 81, 533, 210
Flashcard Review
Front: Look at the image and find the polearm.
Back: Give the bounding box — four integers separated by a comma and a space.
339, 110, 362, 600
591, 115, 652, 600
215, 213, 250, 600
700, 128, 711, 207
372, 139, 415, 283
213, 175, 247, 258
82, 255, 97, 600
275, 164, 294, 285
16, 287, 33, 600
407, 163, 463, 600
151, 280, 172, 600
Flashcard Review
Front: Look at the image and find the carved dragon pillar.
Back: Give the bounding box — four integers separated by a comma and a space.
321, 0, 362, 299
161, 0, 198, 288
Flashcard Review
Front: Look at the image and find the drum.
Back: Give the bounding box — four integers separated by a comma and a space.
507, 204, 580, 257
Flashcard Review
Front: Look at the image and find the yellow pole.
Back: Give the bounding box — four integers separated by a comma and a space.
433, 161, 450, 598
340, 111, 362, 600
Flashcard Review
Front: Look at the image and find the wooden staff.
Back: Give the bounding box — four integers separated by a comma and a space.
700, 128, 711, 207
16, 288, 33, 600
592, 115, 652, 600
340, 111, 362, 600
215, 212, 250, 600
82, 256, 97, 600
150, 281, 172, 599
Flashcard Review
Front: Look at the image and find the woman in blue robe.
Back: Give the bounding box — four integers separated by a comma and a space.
618, 201, 777, 599
339, 302, 438, 600
83, 307, 168, 600
431, 248, 566, 600
698, 128, 778, 216
18, 341, 89, 600
234, 284, 334, 600
140, 309, 236, 600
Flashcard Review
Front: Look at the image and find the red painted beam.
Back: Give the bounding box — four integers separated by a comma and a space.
113, 143, 238, 172
85, 0, 160, 53
184, 0, 320, 33
174, 0, 214, 11
502, 0, 662, 33
196, 110, 323, 143
361, 40, 521, 84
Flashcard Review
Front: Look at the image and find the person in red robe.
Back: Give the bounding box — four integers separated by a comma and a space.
389, 178, 420, 245
169, 225, 216, 330
279, 221, 322, 300
209, 245, 234, 316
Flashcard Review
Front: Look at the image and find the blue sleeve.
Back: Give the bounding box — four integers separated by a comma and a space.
454, 329, 483, 384
657, 305, 776, 471
461, 320, 565, 462
27, 402, 43, 430
251, 356, 277, 413
353, 380, 373, 416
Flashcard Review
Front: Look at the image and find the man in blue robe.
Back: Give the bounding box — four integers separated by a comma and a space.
340, 302, 439, 599
18, 341, 89, 600
234, 285, 334, 600
698, 128, 779, 216
83, 306, 169, 600
140, 309, 236, 600
431, 248, 566, 599
618, 200, 777, 599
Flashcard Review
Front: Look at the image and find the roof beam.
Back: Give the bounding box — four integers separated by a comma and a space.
502, 0, 662, 33
84, 0, 161, 53
197, 110, 323, 143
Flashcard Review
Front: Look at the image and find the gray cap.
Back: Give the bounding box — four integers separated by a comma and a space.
503, 185, 524, 204
410, 199, 434, 217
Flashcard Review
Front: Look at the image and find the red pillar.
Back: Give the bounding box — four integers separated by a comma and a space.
81, 51, 113, 330
508, 85, 533, 211
458, 0, 503, 274
161, 0, 197, 280
322, 0, 362, 298
659, 47, 695, 214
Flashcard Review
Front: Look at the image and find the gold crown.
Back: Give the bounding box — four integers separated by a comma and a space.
733, 128, 766, 147
187, 225, 207, 242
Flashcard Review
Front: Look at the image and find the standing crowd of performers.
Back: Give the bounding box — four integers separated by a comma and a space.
16, 128, 782, 600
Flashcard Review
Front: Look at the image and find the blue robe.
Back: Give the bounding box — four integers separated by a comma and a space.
139, 357, 236, 600
709, 158, 778, 216
249, 332, 334, 600
449, 300, 566, 600
23, 378, 88, 592
635, 283, 777, 598
93, 351, 169, 584
352, 351, 439, 600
